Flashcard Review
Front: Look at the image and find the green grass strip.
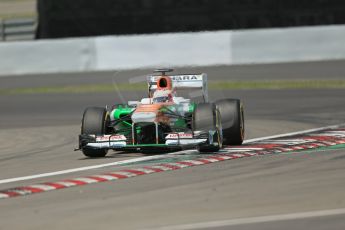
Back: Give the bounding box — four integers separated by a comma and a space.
2, 80, 345, 95
209, 80, 345, 90
0, 83, 146, 95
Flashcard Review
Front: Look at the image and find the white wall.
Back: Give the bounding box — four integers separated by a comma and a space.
0, 38, 97, 75
0, 25, 344, 76
95, 31, 232, 70
231, 25, 345, 64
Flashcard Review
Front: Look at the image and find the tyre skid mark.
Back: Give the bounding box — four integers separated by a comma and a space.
1, 128, 345, 199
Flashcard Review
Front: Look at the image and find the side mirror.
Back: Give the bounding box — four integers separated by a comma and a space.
128, 101, 140, 107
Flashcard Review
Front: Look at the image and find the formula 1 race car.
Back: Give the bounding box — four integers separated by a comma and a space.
77, 69, 244, 157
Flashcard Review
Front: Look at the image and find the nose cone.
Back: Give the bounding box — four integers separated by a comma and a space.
131, 112, 156, 123
132, 104, 162, 123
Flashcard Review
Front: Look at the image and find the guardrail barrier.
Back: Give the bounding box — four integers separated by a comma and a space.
0, 25, 345, 76
0, 18, 36, 42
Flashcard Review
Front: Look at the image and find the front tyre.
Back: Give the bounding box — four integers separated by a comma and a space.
193, 103, 222, 153
215, 99, 244, 145
81, 107, 109, 158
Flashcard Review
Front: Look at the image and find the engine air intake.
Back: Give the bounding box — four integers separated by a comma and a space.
157, 76, 172, 90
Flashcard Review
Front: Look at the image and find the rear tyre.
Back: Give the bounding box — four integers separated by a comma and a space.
81, 107, 109, 158
193, 103, 222, 153
215, 99, 244, 145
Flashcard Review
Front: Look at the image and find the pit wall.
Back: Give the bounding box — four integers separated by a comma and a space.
0, 25, 345, 76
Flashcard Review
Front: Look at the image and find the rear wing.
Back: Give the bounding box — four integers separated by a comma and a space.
147, 73, 209, 102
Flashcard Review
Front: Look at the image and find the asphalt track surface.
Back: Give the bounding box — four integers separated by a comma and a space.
0, 61, 345, 230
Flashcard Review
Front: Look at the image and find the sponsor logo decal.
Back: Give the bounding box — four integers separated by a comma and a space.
150, 75, 202, 82
96, 135, 126, 142
166, 133, 193, 139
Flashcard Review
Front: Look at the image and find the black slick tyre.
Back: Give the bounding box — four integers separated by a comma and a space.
81, 107, 109, 158
215, 99, 244, 145
193, 103, 222, 153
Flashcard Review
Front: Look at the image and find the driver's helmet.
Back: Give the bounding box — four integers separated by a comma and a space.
152, 89, 173, 103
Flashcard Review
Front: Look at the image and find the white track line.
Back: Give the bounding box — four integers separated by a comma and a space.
0, 153, 183, 185
0, 123, 343, 185
150, 208, 345, 230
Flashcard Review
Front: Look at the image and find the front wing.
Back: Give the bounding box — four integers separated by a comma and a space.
79, 131, 218, 151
